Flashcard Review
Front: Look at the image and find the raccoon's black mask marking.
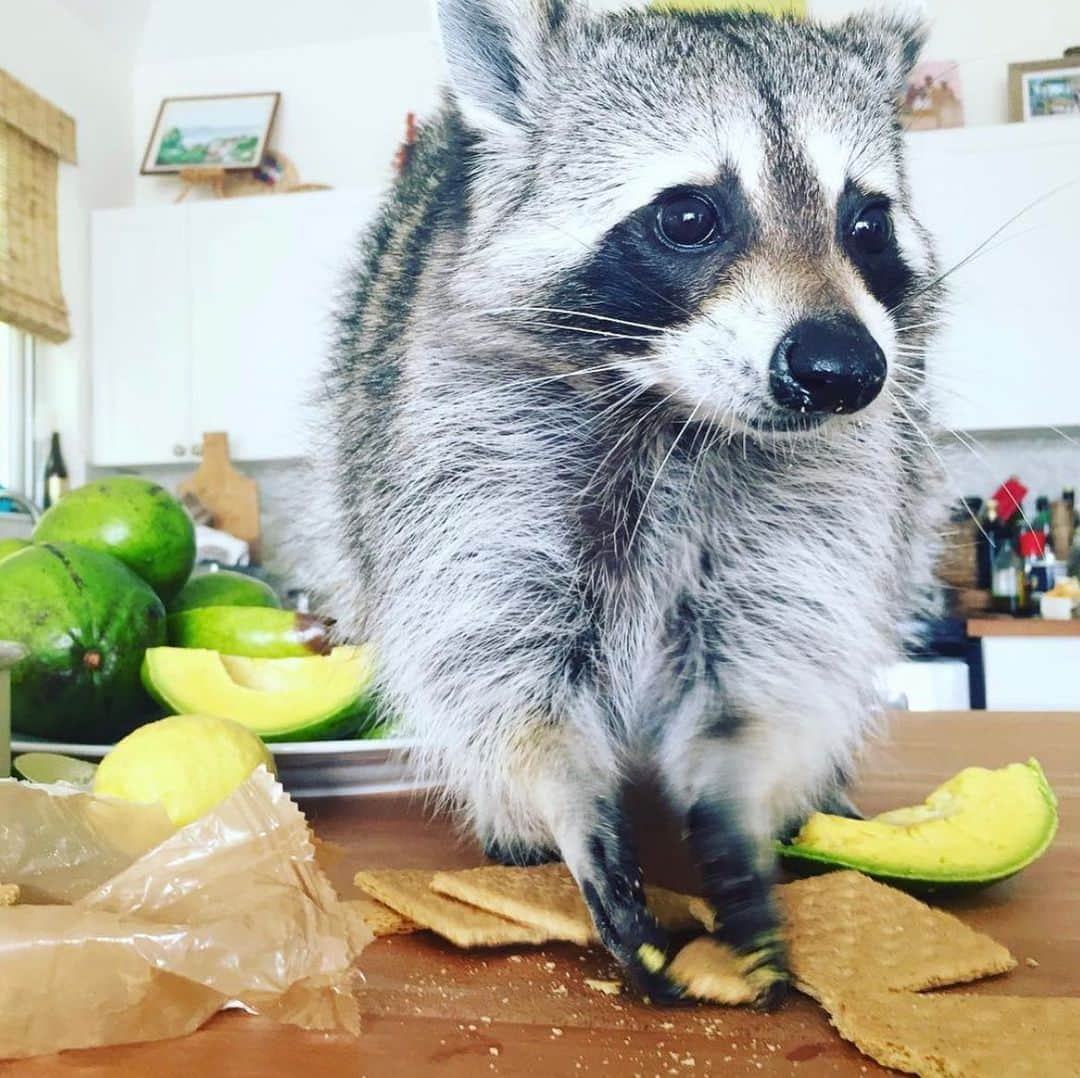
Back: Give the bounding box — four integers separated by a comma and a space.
543, 170, 758, 354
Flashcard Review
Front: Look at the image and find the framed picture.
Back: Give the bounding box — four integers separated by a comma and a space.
901, 61, 964, 132
141, 92, 280, 174
1008, 58, 1080, 122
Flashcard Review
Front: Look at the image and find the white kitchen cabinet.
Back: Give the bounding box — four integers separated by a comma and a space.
91, 190, 377, 466
905, 118, 1080, 432
981, 636, 1080, 710
91, 209, 192, 466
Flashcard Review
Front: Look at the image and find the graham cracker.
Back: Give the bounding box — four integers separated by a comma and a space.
353, 869, 548, 948
430, 863, 700, 945
0, 883, 18, 907
779, 872, 1016, 1001
826, 990, 1080, 1078
666, 937, 757, 1005
344, 895, 420, 939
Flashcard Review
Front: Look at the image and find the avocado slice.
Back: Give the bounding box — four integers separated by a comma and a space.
778, 759, 1057, 890
141, 645, 380, 741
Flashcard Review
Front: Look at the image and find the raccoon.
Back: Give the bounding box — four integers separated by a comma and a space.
312, 0, 945, 1005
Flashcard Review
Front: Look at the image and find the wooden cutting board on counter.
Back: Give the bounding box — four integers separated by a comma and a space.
178, 432, 261, 562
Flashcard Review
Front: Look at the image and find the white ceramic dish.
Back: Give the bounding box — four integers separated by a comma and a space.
9, 734, 425, 799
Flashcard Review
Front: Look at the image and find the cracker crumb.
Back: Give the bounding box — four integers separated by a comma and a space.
1025, 957, 1040, 968
544, 961, 556, 971
585, 978, 622, 996
680, 1059, 696, 1068
489, 1047, 500, 1057
509, 954, 524, 964
552, 1027, 564, 1037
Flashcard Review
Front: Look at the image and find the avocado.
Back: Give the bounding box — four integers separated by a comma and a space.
0, 543, 166, 739
141, 645, 381, 741
168, 570, 281, 614
166, 606, 332, 658
0, 538, 30, 563
33, 477, 196, 602
778, 760, 1057, 890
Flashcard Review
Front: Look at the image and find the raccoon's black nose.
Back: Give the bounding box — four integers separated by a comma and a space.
770, 316, 887, 416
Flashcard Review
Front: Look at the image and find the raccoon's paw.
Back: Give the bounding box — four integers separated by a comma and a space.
482, 837, 562, 868
730, 929, 791, 1012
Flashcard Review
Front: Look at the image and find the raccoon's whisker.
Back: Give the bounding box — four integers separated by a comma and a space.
484, 306, 667, 335
581, 386, 682, 499
627, 398, 704, 552
888, 392, 991, 544
509, 318, 656, 343
892, 176, 1080, 314
1047, 426, 1080, 448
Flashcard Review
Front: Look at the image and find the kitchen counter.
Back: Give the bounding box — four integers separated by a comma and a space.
968, 617, 1080, 637
3, 711, 1077, 1077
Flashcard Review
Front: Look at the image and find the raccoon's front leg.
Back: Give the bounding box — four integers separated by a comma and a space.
659, 731, 789, 1009
489, 724, 682, 1001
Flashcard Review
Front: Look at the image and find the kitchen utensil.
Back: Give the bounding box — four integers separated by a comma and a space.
178, 433, 261, 562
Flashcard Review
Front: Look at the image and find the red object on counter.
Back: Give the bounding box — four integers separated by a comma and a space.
993, 476, 1029, 524
1018, 529, 1047, 559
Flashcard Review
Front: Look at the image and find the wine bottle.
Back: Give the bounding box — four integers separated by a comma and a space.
42, 432, 69, 509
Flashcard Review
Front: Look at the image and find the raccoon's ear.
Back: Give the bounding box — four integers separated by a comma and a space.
839, 10, 928, 94
437, 0, 573, 139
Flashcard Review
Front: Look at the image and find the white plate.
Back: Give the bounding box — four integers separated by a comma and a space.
9, 735, 425, 799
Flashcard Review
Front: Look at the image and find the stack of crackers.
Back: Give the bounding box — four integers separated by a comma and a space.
352, 864, 1080, 1077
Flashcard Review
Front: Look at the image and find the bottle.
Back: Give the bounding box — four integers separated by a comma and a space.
42, 432, 69, 510
991, 538, 1027, 616
976, 498, 1001, 589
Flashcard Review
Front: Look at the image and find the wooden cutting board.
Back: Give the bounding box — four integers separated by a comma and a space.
178, 432, 261, 562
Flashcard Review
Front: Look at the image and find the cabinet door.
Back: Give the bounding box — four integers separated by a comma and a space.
91, 208, 193, 466
906, 121, 1080, 431
187, 191, 377, 462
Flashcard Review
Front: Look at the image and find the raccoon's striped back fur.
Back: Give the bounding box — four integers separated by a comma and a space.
312, 1, 945, 1002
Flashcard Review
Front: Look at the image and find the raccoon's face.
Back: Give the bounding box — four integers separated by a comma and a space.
440, 0, 939, 436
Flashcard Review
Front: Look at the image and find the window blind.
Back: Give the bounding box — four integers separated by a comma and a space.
0, 69, 76, 344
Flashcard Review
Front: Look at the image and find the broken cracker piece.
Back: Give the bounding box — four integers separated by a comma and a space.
344, 895, 420, 938
781, 871, 1015, 1001
667, 937, 757, 1006
826, 990, 1080, 1078
0, 883, 18, 907
353, 869, 548, 948
584, 978, 622, 996
431, 863, 700, 945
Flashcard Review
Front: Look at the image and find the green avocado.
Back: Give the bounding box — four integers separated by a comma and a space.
166, 606, 332, 658
141, 645, 379, 741
168, 570, 281, 614
0, 538, 30, 563
0, 543, 166, 739
778, 759, 1057, 892
33, 477, 196, 602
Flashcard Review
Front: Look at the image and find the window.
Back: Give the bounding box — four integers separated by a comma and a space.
0, 322, 34, 496
0, 68, 75, 343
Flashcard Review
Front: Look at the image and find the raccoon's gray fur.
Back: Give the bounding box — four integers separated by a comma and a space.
311, 0, 944, 1003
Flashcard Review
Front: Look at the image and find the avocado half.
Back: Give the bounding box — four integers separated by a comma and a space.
778, 760, 1057, 891
141, 645, 380, 742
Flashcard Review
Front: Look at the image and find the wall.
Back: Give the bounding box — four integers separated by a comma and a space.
132, 1, 442, 205
0, 0, 136, 491
812, 0, 1079, 127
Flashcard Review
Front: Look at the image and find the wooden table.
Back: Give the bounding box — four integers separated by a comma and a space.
4, 712, 1078, 1077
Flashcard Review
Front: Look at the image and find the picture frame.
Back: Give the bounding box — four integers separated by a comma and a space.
1008, 58, 1080, 123
901, 61, 964, 132
141, 92, 280, 174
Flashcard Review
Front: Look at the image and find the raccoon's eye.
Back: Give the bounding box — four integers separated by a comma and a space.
849, 204, 893, 257
654, 192, 721, 249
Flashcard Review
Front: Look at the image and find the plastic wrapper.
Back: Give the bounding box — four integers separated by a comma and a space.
0, 767, 371, 1060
